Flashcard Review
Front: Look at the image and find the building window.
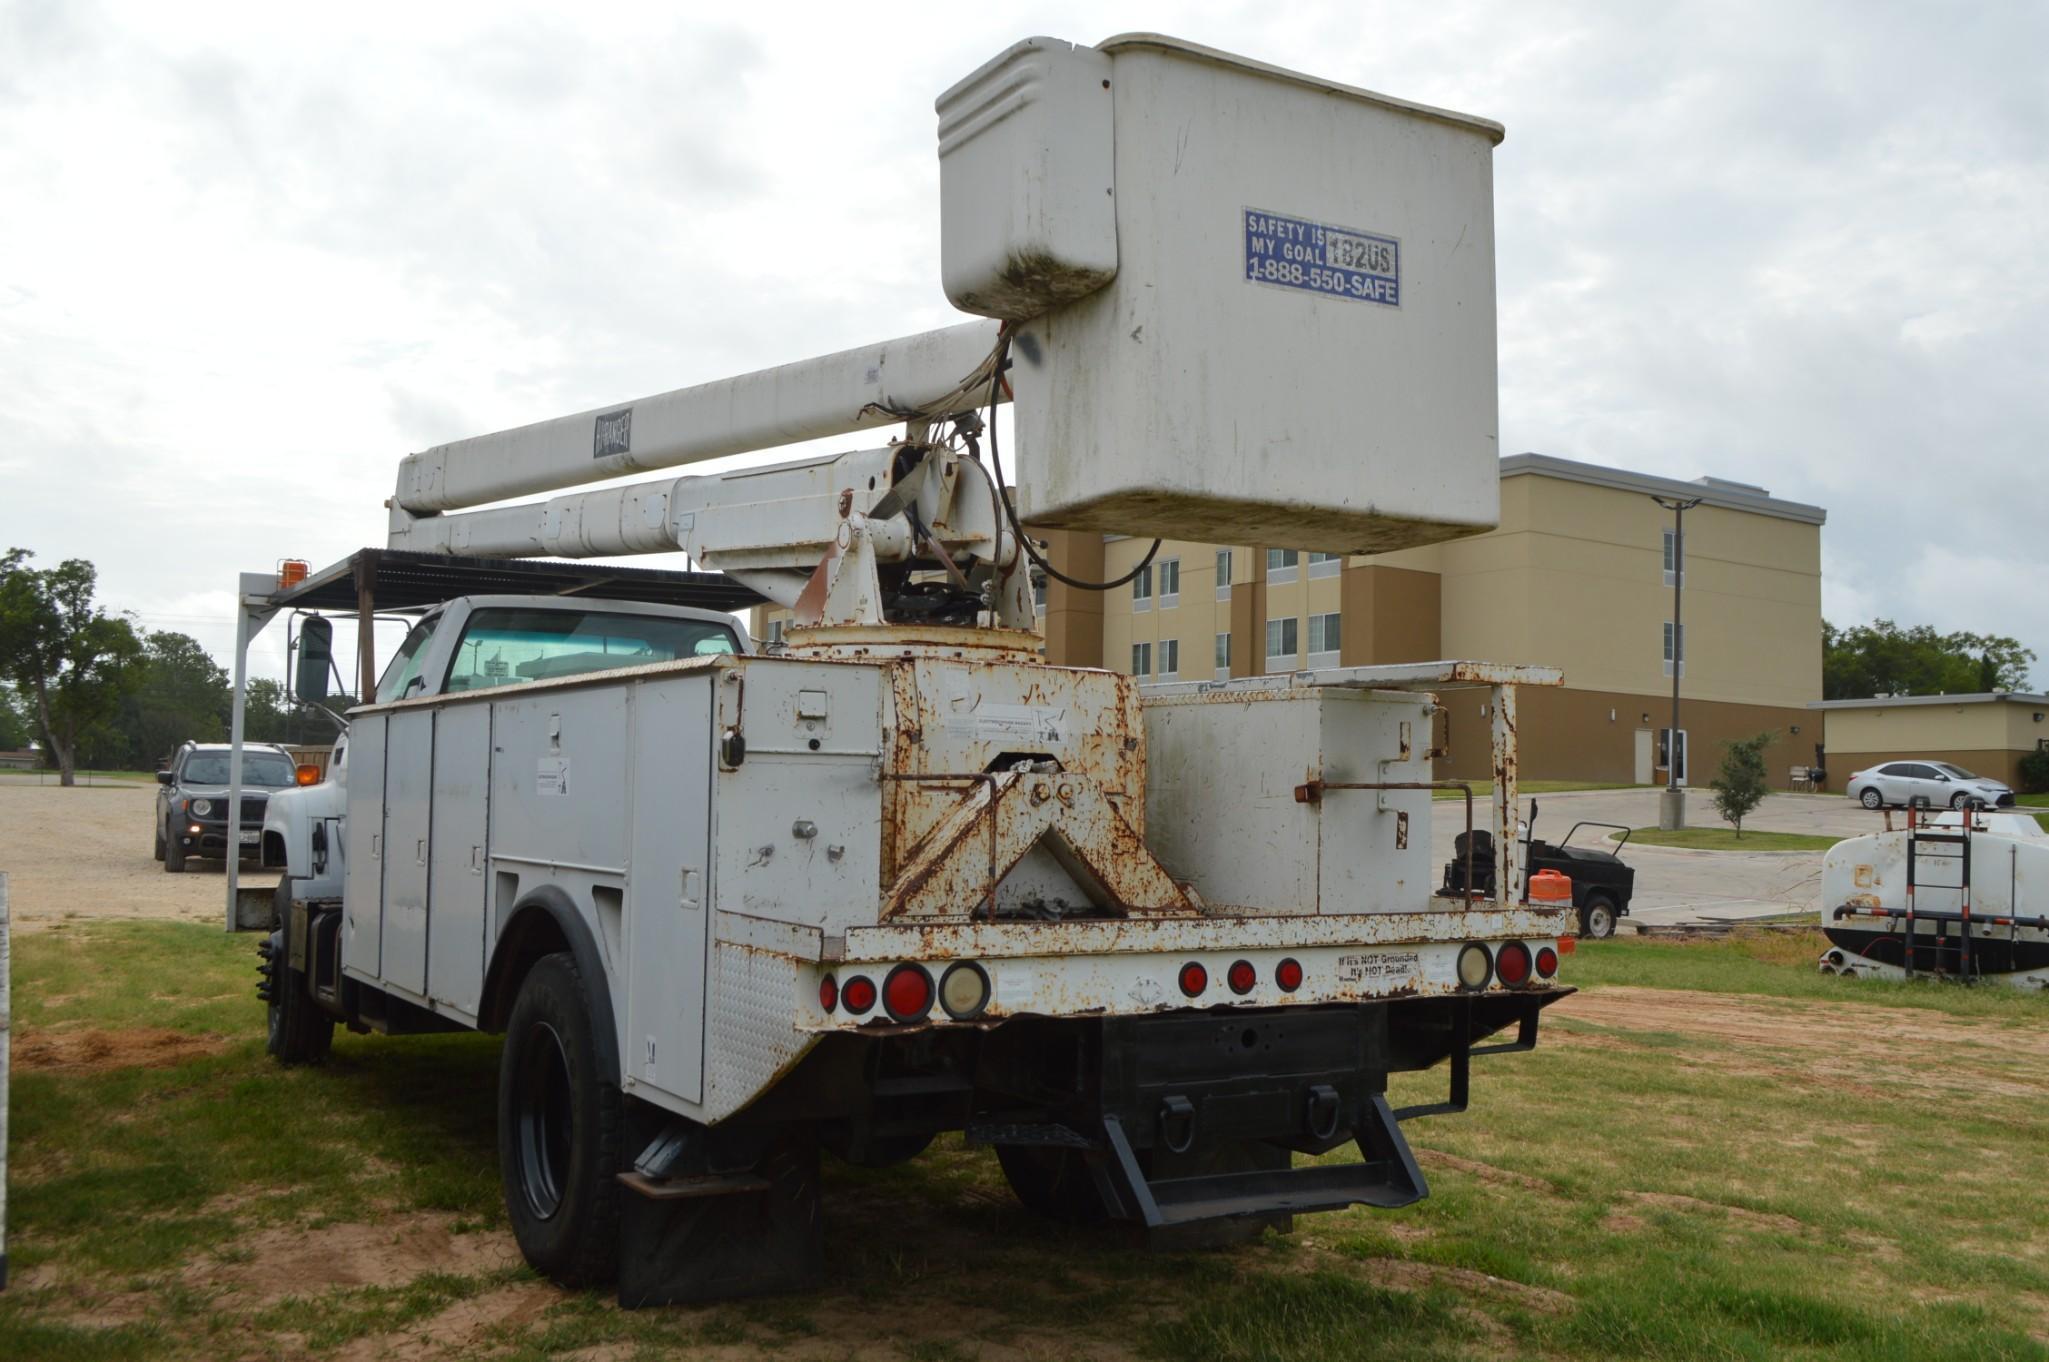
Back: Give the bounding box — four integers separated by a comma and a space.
1131, 641, 1152, 677
1266, 549, 1299, 584
1157, 557, 1180, 608
1215, 549, 1232, 600
1663, 529, 1685, 587
1031, 571, 1047, 614
1214, 631, 1231, 678
1132, 563, 1153, 612
1308, 551, 1342, 579
1662, 621, 1685, 678
1308, 611, 1342, 668
766, 619, 787, 647
1159, 638, 1179, 678
1265, 616, 1299, 672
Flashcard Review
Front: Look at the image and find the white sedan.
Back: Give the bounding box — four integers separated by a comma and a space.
1845, 760, 2016, 810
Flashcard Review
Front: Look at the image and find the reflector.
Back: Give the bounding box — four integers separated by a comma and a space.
1275, 958, 1304, 991
1177, 961, 1208, 997
884, 964, 934, 1022
1227, 959, 1257, 995
841, 976, 878, 1015
1496, 941, 1532, 987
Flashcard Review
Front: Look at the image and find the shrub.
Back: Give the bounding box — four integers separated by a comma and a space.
1710, 731, 1775, 837
2018, 745, 2049, 795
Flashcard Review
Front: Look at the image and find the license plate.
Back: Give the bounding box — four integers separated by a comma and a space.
239, 830, 260, 845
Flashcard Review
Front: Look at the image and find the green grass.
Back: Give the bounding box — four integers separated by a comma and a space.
4, 921, 2046, 1360
1626, 825, 1842, 851
0, 769, 157, 786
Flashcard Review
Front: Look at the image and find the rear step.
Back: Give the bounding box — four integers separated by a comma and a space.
1099, 1094, 1426, 1227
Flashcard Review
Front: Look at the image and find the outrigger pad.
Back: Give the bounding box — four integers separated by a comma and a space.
617, 1134, 823, 1308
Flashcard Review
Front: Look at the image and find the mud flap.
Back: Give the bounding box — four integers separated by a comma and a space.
617, 1133, 824, 1308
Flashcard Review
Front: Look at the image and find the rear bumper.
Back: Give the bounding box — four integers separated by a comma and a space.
802, 906, 1578, 1028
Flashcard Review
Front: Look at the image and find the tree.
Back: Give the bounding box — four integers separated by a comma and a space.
1710, 731, 1774, 838
1823, 619, 2035, 700
0, 682, 30, 751
107, 630, 232, 770
0, 549, 146, 785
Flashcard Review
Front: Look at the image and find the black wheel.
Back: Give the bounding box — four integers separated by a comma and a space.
1580, 892, 1619, 940
153, 823, 165, 861
996, 1145, 1112, 1224
824, 1130, 935, 1169
499, 952, 621, 1287
262, 883, 333, 1065
1858, 788, 1884, 810
163, 818, 187, 872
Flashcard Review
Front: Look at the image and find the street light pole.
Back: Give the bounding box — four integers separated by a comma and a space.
1652, 495, 1702, 831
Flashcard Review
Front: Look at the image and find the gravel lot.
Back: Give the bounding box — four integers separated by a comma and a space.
0, 780, 278, 930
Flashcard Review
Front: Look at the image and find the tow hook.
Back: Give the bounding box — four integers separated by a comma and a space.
1159, 1095, 1197, 1153
1306, 1084, 1342, 1141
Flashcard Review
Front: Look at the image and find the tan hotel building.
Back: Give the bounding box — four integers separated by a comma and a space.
758, 454, 1827, 787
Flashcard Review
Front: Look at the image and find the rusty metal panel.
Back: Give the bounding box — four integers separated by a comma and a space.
1145, 685, 1434, 913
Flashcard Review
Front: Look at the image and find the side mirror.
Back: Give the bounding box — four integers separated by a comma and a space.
156, 770, 174, 785
296, 616, 334, 703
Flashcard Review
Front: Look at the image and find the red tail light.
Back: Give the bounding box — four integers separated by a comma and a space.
1178, 962, 1208, 997
1227, 959, 1257, 995
1275, 958, 1304, 992
819, 976, 839, 1012
841, 975, 877, 1015
1496, 941, 1533, 987
1535, 946, 1559, 978
883, 964, 934, 1022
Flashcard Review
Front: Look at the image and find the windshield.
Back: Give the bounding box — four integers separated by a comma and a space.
180, 752, 296, 787
442, 607, 738, 693
1935, 763, 1981, 780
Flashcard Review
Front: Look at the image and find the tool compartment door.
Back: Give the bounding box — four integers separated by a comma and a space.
342, 712, 388, 978
625, 677, 714, 1105
426, 702, 490, 1020
381, 708, 434, 998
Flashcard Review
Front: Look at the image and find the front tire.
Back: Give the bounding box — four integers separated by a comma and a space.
1858, 788, 1884, 810
1581, 893, 1619, 939
263, 883, 333, 1065
153, 824, 165, 860
163, 819, 188, 872
499, 952, 621, 1288
1950, 792, 1972, 810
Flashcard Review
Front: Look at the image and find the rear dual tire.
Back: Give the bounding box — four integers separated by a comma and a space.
264, 883, 333, 1065
499, 952, 621, 1288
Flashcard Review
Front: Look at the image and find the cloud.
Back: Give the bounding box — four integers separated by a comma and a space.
2, 0, 2044, 692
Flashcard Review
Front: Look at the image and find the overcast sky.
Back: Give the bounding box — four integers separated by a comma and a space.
3, 0, 2044, 690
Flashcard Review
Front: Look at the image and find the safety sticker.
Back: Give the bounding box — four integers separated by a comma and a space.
536, 756, 571, 797
1243, 208, 1400, 307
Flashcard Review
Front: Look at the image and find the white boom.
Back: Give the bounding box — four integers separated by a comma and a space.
392, 320, 1002, 517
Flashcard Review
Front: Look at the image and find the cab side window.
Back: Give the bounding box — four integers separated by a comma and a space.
375, 618, 439, 703
441, 608, 738, 693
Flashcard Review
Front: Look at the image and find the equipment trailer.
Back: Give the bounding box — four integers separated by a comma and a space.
224, 34, 1577, 1304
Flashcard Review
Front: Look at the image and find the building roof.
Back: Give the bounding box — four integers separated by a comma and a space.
1502, 453, 1827, 526
1808, 692, 2049, 710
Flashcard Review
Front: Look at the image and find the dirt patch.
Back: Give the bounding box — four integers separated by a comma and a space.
1618, 1190, 1804, 1235
1555, 987, 2049, 1100
12, 1025, 229, 1072
1413, 1148, 1556, 1194
334, 1281, 561, 1361
193, 1211, 526, 1305
1354, 1257, 1574, 1316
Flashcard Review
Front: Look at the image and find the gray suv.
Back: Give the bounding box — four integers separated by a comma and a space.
156, 741, 299, 872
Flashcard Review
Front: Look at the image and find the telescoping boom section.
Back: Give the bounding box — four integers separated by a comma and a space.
228, 34, 1573, 1307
